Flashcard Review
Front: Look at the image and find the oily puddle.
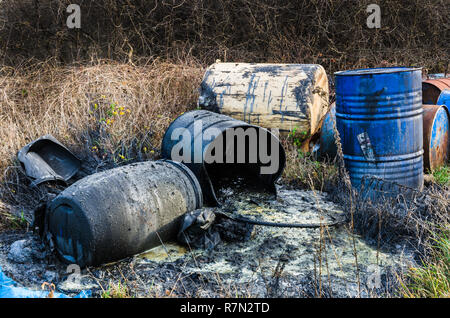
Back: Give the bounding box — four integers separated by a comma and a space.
139, 243, 187, 263
135, 181, 417, 297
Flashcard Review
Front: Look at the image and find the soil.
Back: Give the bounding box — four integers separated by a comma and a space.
0, 179, 417, 298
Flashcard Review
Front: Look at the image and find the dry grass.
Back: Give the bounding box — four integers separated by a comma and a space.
0, 0, 448, 298
0, 0, 448, 73
281, 141, 339, 192
0, 58, 204, 221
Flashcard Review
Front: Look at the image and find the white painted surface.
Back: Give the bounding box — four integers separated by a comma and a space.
199, 63, 329, 135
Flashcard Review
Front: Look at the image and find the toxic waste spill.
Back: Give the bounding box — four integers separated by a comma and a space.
0, 176, 417, 297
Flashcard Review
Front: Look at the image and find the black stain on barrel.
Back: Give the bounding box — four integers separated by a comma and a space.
272, 110, 308, 119
199, 81, 219, 113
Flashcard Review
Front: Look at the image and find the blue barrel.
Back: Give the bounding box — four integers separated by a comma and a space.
318, 102, 338, 160
423, 105, 449, 172
335, 67, 424, 192
437, 89, 450, 107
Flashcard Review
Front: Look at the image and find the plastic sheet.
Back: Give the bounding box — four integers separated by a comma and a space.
177, 209, 221, 250
17, 134, 81, 186
0, 266, 90, 298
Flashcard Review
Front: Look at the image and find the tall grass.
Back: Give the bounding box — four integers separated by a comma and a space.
0, 58, 204, 214
401, 228, 450, 298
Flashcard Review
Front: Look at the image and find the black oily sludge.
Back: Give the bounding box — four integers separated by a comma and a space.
161, 110, 286, 206
44, 160, 202, 267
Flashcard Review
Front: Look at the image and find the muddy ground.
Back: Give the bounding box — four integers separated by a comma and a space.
0, 177, 418, 298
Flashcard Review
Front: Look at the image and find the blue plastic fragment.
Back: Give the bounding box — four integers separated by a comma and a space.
0, 266, 90, 298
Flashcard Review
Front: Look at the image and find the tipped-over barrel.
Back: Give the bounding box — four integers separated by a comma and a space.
198, 63, 329, 137
161, 110, 286, 206
45, 160, 203, 267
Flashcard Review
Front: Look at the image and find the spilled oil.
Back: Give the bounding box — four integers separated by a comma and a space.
133, 176, 417, 297
138, 243, 187, 263
0, 173, 417, 297
216, 176, 345, 225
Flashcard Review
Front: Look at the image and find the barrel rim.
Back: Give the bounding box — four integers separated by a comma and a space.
437, 90, 450, 105
161, 109, 287, 206
335, 67, 422, 76
158, 159, 204, 209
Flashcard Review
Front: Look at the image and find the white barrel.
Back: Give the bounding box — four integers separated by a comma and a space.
198, 63, 329, 136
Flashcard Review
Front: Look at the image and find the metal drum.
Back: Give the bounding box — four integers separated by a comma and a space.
423, 105, 450, 172
335, 67, 424, 192
318, 102, 338, 160
161, 110, 286, 205
437, 89, 450, 108
45, 160, 203, 267
422, 78, 450, 105
198, 63, 329, 137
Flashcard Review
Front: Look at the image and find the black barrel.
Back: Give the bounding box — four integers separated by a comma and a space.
161, 110, 286, 205
45, 160, 202, 267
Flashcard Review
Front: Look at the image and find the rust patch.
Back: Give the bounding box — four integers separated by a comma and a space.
422, 104, 450, 172
423, 78, 450, 105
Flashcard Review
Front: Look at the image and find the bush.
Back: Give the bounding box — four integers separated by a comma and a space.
0, 0, 448, 72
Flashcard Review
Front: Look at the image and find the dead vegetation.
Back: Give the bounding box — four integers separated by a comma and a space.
0, 59, 204, 211
0, 0, 448, 74
282, 143, 339, 192
0, 0, 449, 298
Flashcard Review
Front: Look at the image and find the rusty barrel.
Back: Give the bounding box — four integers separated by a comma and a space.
423, 78, 450, 105
423, 105, 450, 172
45, 160, 203, 267
335, 67, 424, 192
161, 110, 286, 206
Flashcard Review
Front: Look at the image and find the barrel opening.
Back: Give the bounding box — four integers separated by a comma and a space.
161, 110, 286, 206
423, 83, 442, 105
202, 126, 285, 205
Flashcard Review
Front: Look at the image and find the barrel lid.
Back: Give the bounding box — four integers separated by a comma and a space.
335, 67, 421, 76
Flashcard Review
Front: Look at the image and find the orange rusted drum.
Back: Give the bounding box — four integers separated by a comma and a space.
422, 78, 450, 105
422, 105, 450, 172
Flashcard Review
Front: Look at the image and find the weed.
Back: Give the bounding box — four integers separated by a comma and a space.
433, 166, 450, 186
401, 228, 450, 298
282, 138, 338, 192
101, 282, 131, 298
288, 126, 309, 149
